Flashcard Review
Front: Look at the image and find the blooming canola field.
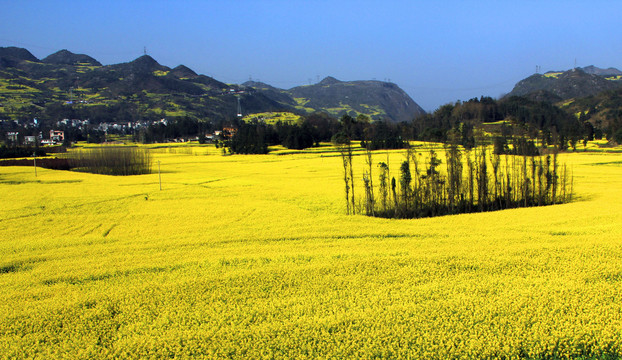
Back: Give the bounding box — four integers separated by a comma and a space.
1, 143, 622, 359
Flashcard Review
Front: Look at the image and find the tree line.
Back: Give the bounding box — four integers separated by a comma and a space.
224, 114, 407, 154
224, 95, 605, 153
67, 146, 152, 176
0, 145, 46, 159
412, 95, 603, 149
3, 94, 614, 152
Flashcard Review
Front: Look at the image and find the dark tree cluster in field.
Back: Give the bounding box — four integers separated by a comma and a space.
0, 157, 71, 170
0, 145, 45, 159
341, 142, 573, 219
360, 120, 407, 150
225, 119, 321, 154
67, 146, 152, 176
225, 122, 269, 154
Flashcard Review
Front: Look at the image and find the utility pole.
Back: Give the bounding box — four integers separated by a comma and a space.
236, 95, 242, 117
33, 152, 37, 177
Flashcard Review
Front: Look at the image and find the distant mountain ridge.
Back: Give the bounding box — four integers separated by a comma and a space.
243, 76, 425, 122
42, 49, 102, 66
0, 46, 39, 67
580, 65, 622, 77
0, 47, 284, 123
0, 46, 424, 123
507, 66, 622, 102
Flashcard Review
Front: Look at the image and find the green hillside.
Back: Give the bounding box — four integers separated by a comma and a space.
0, 47, 426, 126
559, 88, 622, 141
507, 67, 622, 102
241, 112, 302, 125
0, 48, 287, 124
243, 76, 426, 123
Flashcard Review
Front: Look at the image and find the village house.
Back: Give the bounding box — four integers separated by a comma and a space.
50, 130, 64, 144
6, 131, 19, 143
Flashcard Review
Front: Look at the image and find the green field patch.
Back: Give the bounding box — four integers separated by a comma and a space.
325, 103, 355, 115
293, 105, 316, 113
76, 65, 100, 73
359, 103, 385, 117
242, 112, 302, 125
574, 111, 587, 119
294, 97, 310, 106
0, 83, 41, 93
557, 99, 575, 109
164, 109, 186, 117
482, 120, 510, 125
292, 98, 316, 113
544, 72, 562, 78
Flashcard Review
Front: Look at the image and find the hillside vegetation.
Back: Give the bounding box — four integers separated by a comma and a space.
1, 142, 622, 358
0, 47, 423, 125
244, 76, 426, 123
560, 88, 622, 143
0, 47, 290, 124
241, 111, 302, 125
507, 66, 622, 102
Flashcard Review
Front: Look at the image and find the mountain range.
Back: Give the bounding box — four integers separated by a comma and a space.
0, 47, 423, 124
3, 45, 622, 131
506, 66, 622, 102
243, 77, 425, 123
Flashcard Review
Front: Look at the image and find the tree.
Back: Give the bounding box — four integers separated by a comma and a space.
226, 122, 268, 154
399, 161, 411, 210
282, 122, 314, 150
337, 139, 355, 214
378, 162, 389, 213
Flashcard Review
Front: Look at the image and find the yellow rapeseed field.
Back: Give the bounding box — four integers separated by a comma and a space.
1, 142, 622, 359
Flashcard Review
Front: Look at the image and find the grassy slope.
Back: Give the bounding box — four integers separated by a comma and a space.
1, 143, 622, 358
0, 65, 233, 121
241, 112, 302, 125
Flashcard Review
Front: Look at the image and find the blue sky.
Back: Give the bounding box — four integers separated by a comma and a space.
1, 0, 620, 111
